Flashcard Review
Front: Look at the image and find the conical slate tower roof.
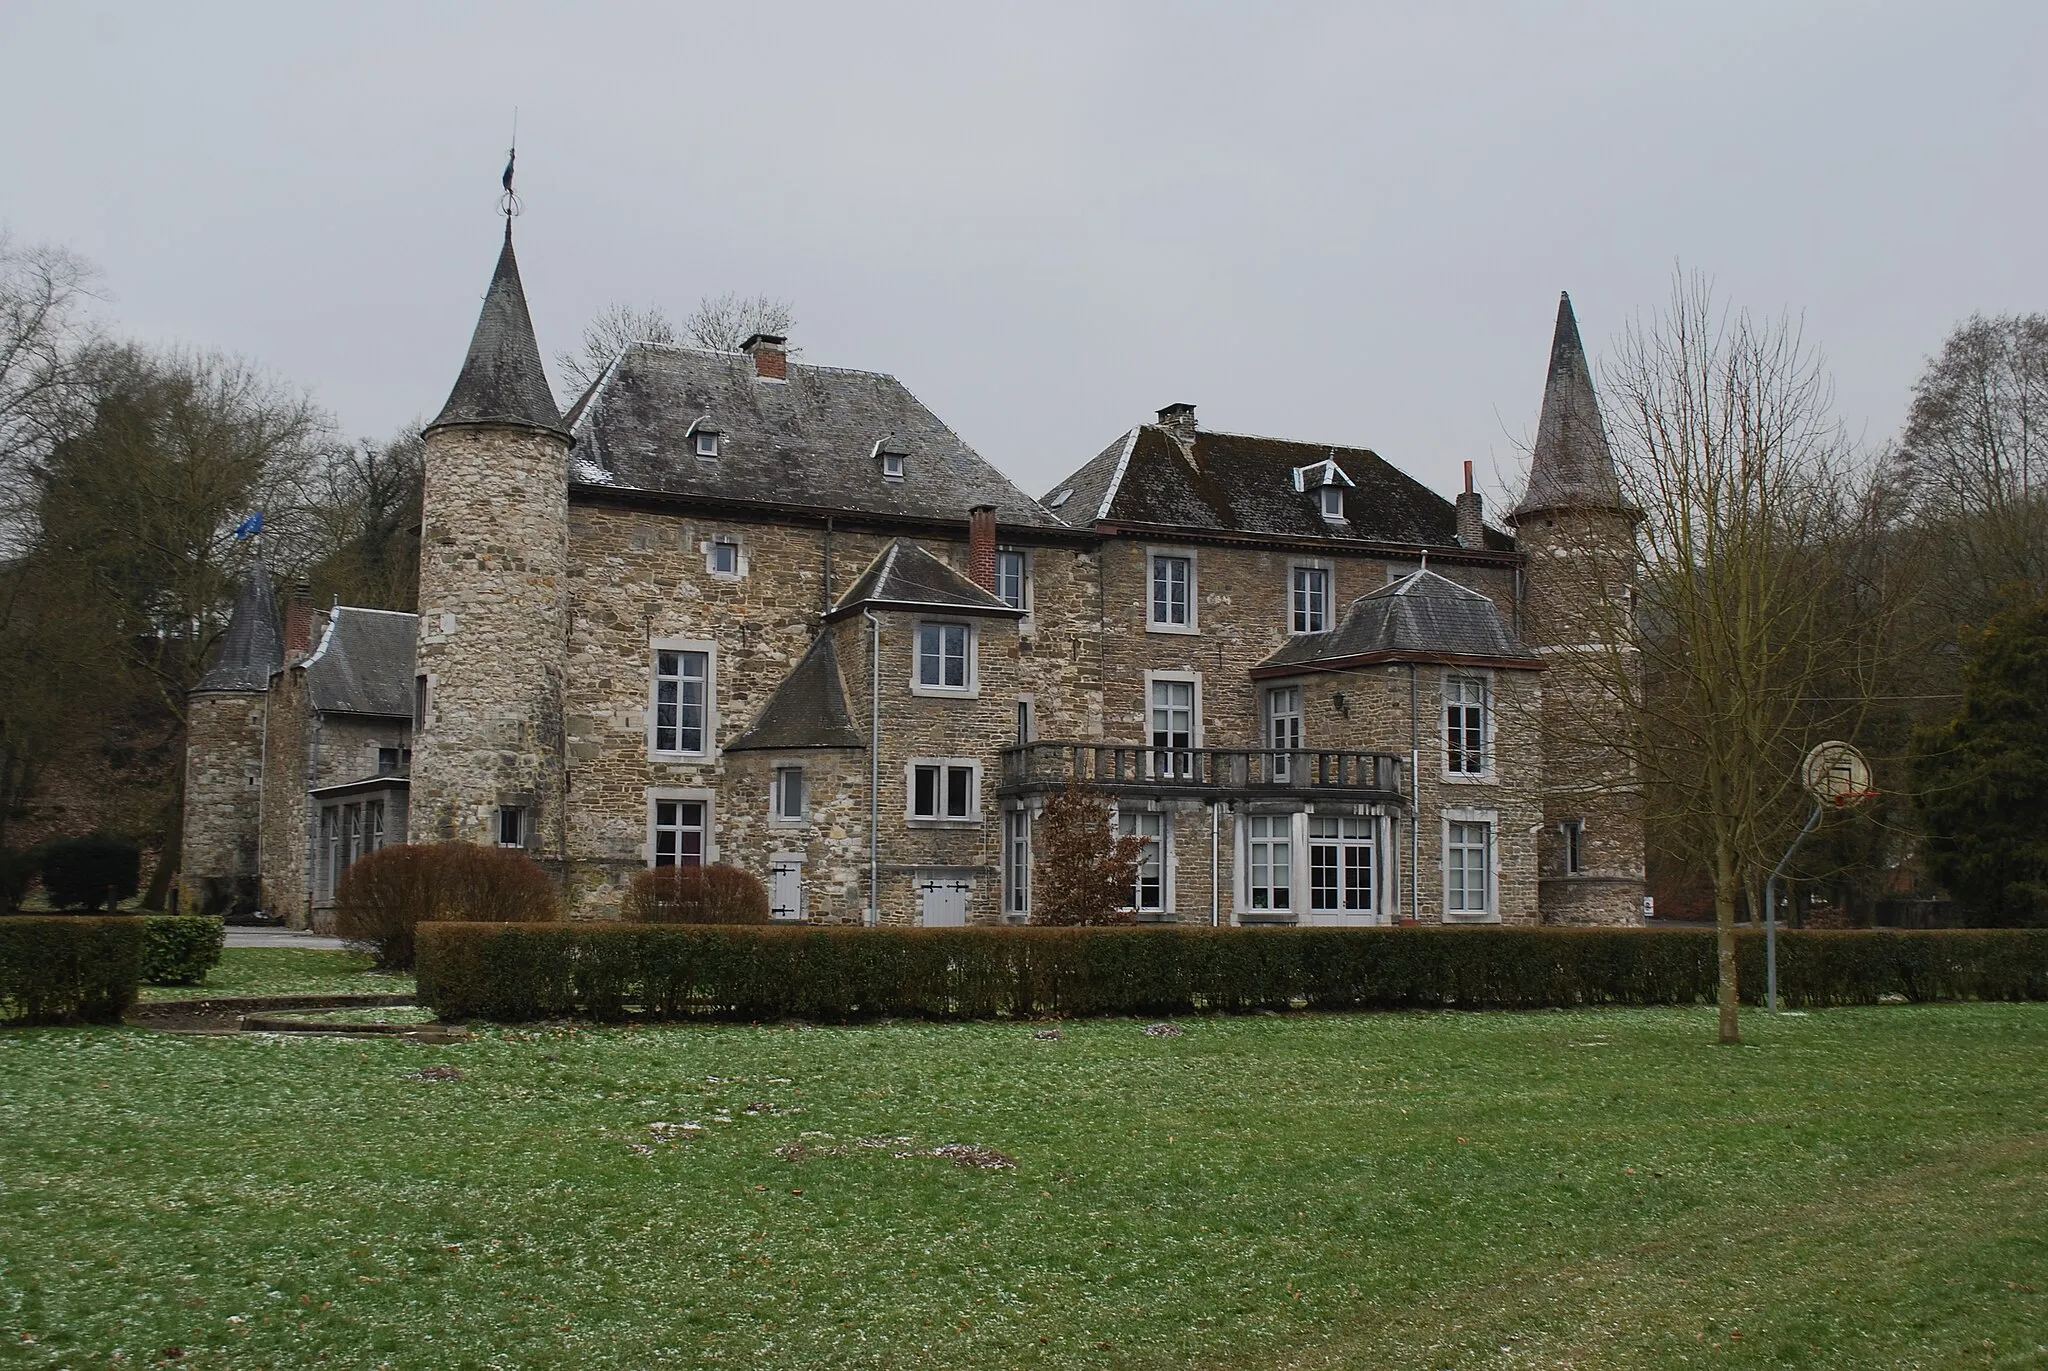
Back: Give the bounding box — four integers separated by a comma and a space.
194, 565, 284, 693
425, 221, 568, 439
1510, 292, 1629, 521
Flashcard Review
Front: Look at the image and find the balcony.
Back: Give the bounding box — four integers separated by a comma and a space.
998, 740, 1405, 805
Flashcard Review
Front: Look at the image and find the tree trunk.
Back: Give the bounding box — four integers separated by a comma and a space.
1713, 841, 1741, 1044
141, 770, 184, 911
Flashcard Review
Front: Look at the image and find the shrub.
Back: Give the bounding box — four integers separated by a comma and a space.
622, 865, 770, 924
39, 835, 141, 911
1030, 780, 1146, 925
414, 924, 2048, 1024
0, 916, 143, 1024
335, 843, 561, 971
0, 849, 37, 912
141, 914, 225, 986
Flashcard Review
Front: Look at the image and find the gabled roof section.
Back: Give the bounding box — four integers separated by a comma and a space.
194, 566, 283, 693
302, 607, 419, 717
1511, 292, 1630, 521
1255, 569, 1539, 674
725, 633, 866, 752
426, 222, 569, 440
1044, 424, 1515, 550
569, 342, 1062, 527
826, 539, 1023, 621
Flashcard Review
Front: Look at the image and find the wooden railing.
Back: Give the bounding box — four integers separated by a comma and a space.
999, 741, 1403, 798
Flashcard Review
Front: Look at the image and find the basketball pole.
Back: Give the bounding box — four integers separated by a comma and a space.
1763, 800, 1825, 1013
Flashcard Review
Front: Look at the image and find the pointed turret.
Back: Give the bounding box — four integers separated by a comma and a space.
1510, 292, 1628, 522
425, 221, 567, 439
194, 564, 283, 693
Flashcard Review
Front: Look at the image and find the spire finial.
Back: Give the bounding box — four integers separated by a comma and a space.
497, 109, 522, 221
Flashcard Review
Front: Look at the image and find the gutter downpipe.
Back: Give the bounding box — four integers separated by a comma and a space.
1210, 802, 1220, 927
865, 609, 882, 927
1410, 663, 1421, 924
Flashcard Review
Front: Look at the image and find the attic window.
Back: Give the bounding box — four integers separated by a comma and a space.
1048, 488, 1074, 510
874, 439, 909, 482
1320, 486, 1344, 520
695, 431, 720, 459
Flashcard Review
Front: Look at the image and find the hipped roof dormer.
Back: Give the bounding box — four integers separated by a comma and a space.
425, 221, 570, 442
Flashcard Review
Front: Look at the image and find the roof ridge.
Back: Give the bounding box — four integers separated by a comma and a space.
1096, 427, 1141, 523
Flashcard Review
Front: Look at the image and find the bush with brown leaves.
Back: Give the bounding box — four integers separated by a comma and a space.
335, 843, 560, 970
621, 864, 770, 925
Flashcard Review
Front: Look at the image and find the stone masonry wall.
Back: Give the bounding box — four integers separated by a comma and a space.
258, 667, 312, 927
411, 424, 571, 860
178, 690, 267, 916
1514, 507, 1646, 925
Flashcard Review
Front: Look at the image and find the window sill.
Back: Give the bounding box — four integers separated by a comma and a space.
1237, 910, 1297, 925
649, 752, 716, 765
907, 684, 980, 700
766, 816, 809, 829
1440, 771, 1499, 785
1443, 910, 1501, 924
1145, 621, 1200, 636
906, 816, 982, 829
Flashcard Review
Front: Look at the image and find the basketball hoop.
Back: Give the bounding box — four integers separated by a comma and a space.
1802, 741, 1875, 808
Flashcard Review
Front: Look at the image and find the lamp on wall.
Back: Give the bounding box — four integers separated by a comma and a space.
1332, 690, 1349, 717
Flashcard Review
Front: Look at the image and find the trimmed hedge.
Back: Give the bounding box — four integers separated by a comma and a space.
39, 835, 141, 910
415, 924, 2048, 1023
0, 916, 143, 1025
141, 915, 225, 986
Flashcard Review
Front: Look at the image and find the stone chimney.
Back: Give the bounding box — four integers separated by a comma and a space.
968, 505, 998, 594
1156, 402, 1197, 447
1455, 460, 1486, 549
743, 333, 788, 381
284, 581, 315, 661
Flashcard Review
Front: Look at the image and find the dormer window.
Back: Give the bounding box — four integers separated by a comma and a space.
686, 416, 722, 460
874, 438, 908, 482
1320, 485, 1344, 520
1292, 458, 1356, 522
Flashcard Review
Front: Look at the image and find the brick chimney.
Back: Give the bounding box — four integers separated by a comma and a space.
968, 505, 998, 594
743, 333, 788, 381
1156, 402, 1197, 447
284, 580, 315, 661
1455, 460, 1486, 549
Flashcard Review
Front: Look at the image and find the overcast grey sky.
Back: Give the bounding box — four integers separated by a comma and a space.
3, 3, 2043, 506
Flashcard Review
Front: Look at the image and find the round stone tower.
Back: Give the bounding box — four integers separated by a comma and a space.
408, 218, 572, 861
1508, 292, 1648, 925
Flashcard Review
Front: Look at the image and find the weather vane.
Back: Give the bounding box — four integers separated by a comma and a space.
497, 108, 522, 219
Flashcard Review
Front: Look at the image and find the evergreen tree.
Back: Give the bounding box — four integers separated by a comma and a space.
1911, 595, 2048, 925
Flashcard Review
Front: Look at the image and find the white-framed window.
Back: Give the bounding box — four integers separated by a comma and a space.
771, 765, 807, 823
1320, 485, 1345, 520
1147, 673, 1199, 779
695, 430, 721, 459
1290, 565, 1331, 634
1444, 674, 1489, 776
709, 539, 741, 577
318, 798, 389, 898
1308, 815, 1375, 918
648, 792, 712, 867
913, 620, 975, 695
909, 759, 980, 821
1003, 809, 1031, 917
651, 641, 715, 757
1118, 809, 1170, 915
1147, 551, 1197, 632
1246, 814, 1292, 911
1265, 685, 1302, 782
995, 549, 1028, 612
497, 804, 525, 848
1562, 818, 1585, 875
1445, 815, 1494, 916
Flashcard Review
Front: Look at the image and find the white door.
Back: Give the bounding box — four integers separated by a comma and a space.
918, 875, 971, 927
770, 860, 804, 921
1306, 816, 1382, 925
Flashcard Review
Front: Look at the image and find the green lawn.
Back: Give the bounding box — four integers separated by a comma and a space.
138, 947, 415, 1001
1, 1006, 2043, 1369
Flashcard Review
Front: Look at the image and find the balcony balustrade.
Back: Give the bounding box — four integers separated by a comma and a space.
998, 740, 1404, 804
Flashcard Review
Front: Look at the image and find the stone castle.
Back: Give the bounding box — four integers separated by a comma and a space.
181, 216, 1645, 931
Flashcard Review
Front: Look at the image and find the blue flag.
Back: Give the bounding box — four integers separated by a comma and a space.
233, 512, 264, 541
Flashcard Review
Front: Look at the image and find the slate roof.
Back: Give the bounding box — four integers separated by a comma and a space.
302, 607, 418, 717
1255, 570, 1540, 674
1510, 292, 1631, 520
725, 633, 866, 752
567, 342, 1062, 528
1045, 423, 1515, 551
826, 540, 1022, 621
426, 222, 568, 439
195, 568, 284, 693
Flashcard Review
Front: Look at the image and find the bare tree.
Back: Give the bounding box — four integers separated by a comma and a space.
683, 293, 794, 354
0, 232, 100, 552
1549, 272, 1888, 1043
302, 430, 425, 612
1887, 314, 2048, 626
553, 302, 680, 398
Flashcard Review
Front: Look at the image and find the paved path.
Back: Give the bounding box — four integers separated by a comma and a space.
225, 928, 349, 951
